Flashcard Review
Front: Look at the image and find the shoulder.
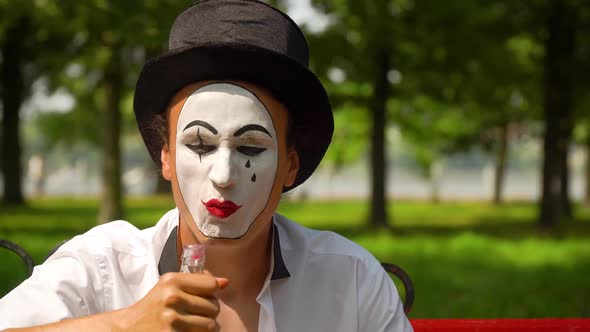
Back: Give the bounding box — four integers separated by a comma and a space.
274, 213, 383, 273
0, 210, 179, 326
50, 208, 178, 260
271, 214, 412, 331
52, 220, 148, 259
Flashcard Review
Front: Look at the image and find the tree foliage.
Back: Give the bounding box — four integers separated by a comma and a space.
2, 0, 589, 228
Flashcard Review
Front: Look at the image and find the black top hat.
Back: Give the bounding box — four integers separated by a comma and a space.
133, 0, 333, 191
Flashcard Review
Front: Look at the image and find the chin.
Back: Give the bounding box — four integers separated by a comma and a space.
196, 221, 249, 240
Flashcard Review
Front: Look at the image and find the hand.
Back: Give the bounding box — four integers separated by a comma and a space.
116, 272, 229, 332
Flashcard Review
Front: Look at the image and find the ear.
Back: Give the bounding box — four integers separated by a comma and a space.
283, 149, 299, 188
161, 145, 172, 181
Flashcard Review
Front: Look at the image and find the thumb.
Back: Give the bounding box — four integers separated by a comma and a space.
204, 270, 229, 290
216, 277, 230, 290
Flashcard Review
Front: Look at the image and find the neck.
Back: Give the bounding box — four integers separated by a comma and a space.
178, 215, 274, 299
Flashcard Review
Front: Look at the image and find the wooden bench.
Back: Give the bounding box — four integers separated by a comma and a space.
410, 318, 590, 331
0, 239, 34, 276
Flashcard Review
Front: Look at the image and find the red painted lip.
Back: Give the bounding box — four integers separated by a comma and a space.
201, 199, 242, 219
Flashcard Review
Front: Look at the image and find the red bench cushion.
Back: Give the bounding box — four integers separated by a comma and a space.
410, 319, 590, 332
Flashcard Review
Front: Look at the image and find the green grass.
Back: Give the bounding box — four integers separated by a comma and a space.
1, 197, 589, 318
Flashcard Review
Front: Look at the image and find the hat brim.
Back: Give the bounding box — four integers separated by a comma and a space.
134, 43, 333, 192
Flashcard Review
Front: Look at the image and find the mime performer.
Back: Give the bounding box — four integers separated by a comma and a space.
0, 1, 413, 331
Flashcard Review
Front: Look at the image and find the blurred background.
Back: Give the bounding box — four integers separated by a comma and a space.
1, 0, 589, 318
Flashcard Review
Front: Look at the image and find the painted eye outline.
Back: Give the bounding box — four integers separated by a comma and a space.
237, 146, 266, 157
184, 127, 217, 160
186, 142, 216, 157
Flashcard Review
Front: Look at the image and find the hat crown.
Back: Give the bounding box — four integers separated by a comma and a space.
170, 0, 310, 67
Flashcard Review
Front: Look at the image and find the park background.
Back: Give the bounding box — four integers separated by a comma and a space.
1, 0, 589, 318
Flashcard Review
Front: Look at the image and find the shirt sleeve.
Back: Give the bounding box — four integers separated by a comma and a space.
357, 260, 414, 332
0, 244, 105, 329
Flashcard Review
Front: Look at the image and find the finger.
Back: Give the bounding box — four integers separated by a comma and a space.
172, 313, 218, 332
163, 272, 220, 296
174, 293, 220, 318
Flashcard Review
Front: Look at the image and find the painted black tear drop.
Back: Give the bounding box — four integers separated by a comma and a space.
251, 173, 256, 182
245, 160, 251, 168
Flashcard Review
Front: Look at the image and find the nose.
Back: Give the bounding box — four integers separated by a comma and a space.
208, 147, 237, 189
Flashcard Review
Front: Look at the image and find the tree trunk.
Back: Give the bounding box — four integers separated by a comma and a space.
1, 18, 29, 205
369, 49, 390, 228
28, 154, 46, 196
560, 142, 573, 220
585, 134, 590, 206
98, 46, 123, 224
539, 0, 576, 228
493, 123, 509, 205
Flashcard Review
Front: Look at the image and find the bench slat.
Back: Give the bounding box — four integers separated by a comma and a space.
410, 319, 590, 332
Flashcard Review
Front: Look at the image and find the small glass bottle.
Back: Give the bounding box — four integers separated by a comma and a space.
180, 244, 205, 274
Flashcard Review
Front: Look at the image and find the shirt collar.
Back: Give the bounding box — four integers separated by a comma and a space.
158, 220, 291, 280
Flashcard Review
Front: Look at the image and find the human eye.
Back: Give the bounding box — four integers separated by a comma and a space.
236, 146, 266, 156
184, 127, 216, 158
186, 142, 216, 155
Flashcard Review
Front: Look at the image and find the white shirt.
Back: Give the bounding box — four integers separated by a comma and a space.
0, 209, 413, 331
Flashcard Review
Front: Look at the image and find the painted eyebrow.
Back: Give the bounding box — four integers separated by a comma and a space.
183, 120, 218, 134
233, 124, 272, 138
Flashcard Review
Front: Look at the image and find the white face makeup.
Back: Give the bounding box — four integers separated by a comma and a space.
175, 83, 278, 239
